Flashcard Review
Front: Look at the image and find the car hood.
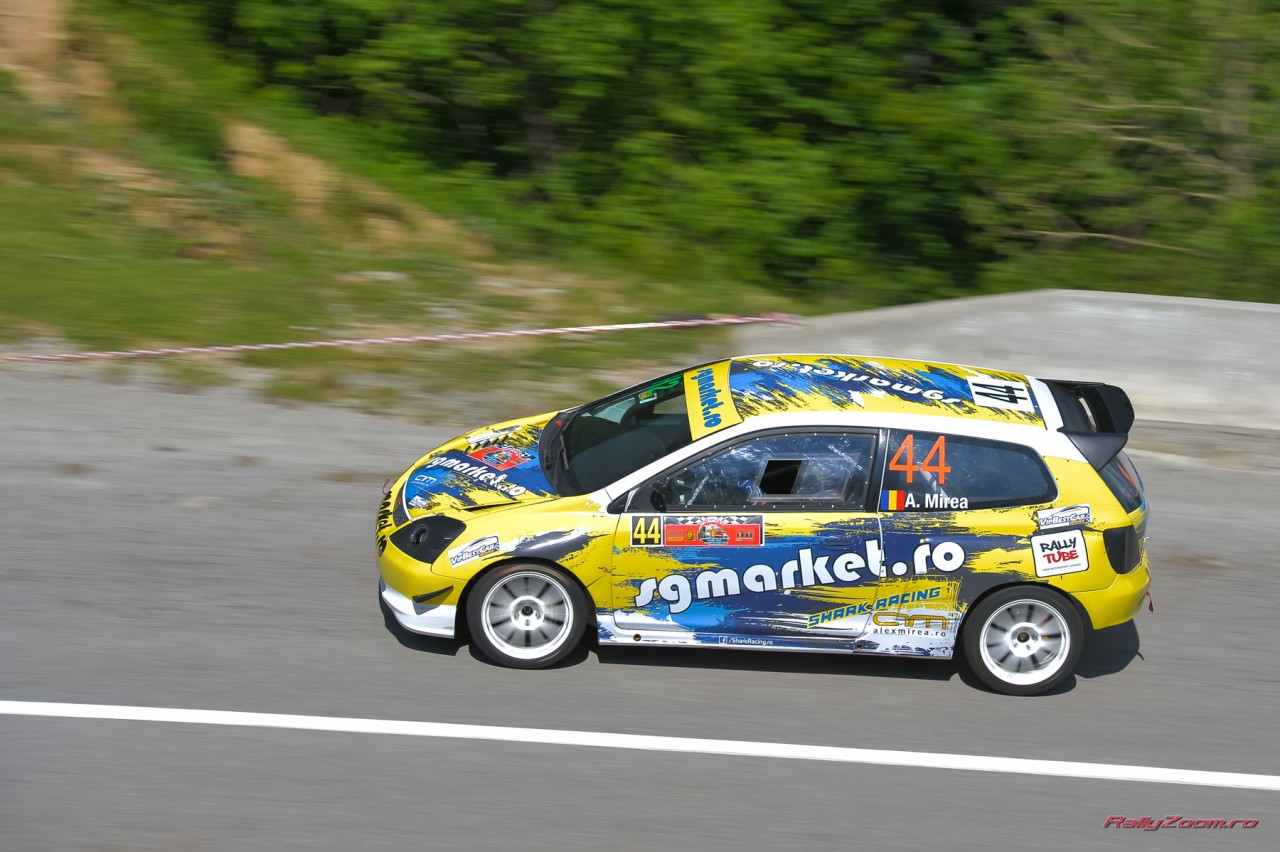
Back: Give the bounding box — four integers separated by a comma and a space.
399, 413, 560, 518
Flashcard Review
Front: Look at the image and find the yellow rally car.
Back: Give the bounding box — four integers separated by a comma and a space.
376, 355, 1150, 695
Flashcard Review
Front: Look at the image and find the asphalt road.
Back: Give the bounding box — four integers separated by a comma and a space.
2, 370, 1278, 851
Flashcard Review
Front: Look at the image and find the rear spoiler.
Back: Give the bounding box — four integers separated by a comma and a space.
1042, 380, 1135, 470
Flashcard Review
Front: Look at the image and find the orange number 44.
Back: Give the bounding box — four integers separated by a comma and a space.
889, 435, 950, 485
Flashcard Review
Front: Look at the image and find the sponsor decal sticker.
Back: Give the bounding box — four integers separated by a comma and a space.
1036, 504, 1091, 529
377, 494, 393, 529
749, 360, 963, 403
376, 494, 393, 554
683, 362, 741, 440
665, 515, 762, 547
718, 636, 773, 647
807, 586, 945, 628
425, 456, 529, 497
633, 542, 966, 614
966, 376, 1035, 412
630, 515, 664, 547
639, 375, 682, 402
448, 535, 501, 567
866, 610, 950, 636
466, 445, 532, 471
1031, 529, 1089, 577
630, 514, 763, 547
403, 471, 440, 509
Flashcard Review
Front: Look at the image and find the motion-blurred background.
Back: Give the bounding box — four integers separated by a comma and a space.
5, 6, 1280, 851
3, 0, 1277, 423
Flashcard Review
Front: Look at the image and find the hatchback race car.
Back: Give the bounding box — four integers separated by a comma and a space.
376, 355, 1150, 695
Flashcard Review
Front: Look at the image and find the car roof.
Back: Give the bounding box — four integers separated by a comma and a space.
717, 354, 1050, 428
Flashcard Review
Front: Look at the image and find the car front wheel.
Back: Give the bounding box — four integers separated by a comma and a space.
962, 586, 1083, 696
467, 563, 588, 669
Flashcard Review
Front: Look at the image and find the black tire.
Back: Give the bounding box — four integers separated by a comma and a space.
466, 563, 589, 669
962, 586, 1083, 696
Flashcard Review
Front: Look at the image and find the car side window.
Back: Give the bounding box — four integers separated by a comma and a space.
665, 432, 876, 510
879, 430, 1055, 511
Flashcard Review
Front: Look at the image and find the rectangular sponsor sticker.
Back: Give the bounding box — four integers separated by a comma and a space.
663, 515, 763, 547
684, 361, 742, 440
630, 514, 764, 547
630, 514, 663, 547
967, 377, 1035, 413
1031, 529, 1089, 577
1036, 504, 1091, 530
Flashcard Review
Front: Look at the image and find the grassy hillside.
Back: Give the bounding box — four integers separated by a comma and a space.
0, 1, 795, 424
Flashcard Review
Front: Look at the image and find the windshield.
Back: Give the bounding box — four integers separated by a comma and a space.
551, 370, 694, 494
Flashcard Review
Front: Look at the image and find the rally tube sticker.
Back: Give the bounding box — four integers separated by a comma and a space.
1031, 530, 1089, 577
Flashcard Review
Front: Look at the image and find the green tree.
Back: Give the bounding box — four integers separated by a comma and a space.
979, 0, 1280, 300
109, 0, 1280, 303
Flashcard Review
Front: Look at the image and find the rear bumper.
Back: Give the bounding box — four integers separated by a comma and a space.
380, 579, 457, 638
1075, 558, 1151, 630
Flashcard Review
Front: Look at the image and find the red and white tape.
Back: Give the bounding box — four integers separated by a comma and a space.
0, 313, 796, 364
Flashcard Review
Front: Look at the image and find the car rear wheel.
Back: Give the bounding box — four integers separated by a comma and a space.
467, 563, 588, 669
962, 586, 1082, 696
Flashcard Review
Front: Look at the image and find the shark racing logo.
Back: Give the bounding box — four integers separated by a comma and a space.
807, 585, 945, 628
633, 541, 966, 614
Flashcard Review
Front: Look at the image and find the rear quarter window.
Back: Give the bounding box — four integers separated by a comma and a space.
880, 430, 1056, 511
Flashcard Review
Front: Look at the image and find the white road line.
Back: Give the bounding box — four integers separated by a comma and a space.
3, 700, 1278, 792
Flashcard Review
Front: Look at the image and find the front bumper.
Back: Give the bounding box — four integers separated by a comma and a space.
380, 579, 457, 638
1074, 558, 1151, 631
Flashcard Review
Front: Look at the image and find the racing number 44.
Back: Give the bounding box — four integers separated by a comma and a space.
631, 515, 663, 547
889, 434, 951, 485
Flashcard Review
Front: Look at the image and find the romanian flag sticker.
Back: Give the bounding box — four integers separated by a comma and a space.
880, 490, 908, 511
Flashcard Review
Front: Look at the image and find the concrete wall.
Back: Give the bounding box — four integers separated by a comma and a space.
731, 289, 1280, 429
